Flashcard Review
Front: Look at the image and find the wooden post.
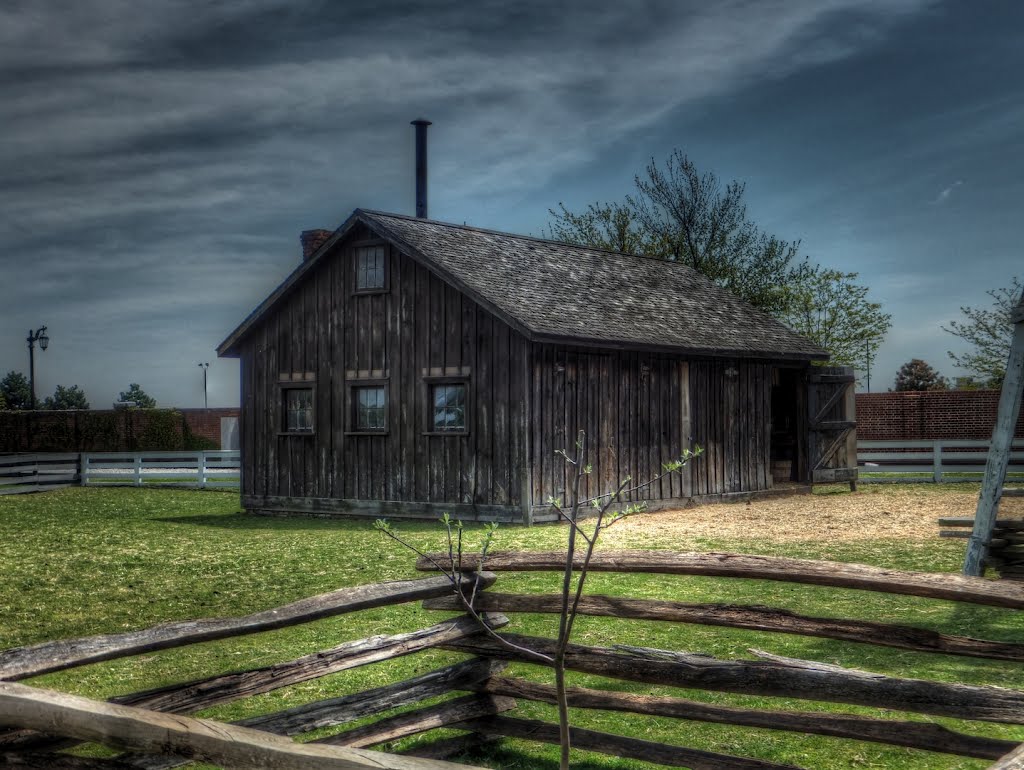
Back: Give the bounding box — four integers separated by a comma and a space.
133, 455, 143, 487
679, 362, 692, 495
79, 454, 89, 487
933, 440, 943, 484
199, 452, 208, 490
964, 290, 1024, 576
845, 378, 857, 491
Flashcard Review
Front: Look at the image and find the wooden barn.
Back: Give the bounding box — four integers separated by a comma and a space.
218, 207, 856, 523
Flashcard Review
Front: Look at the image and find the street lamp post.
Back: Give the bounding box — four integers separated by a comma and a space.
864, 339, 872, 393
198, 362, 209, 409
27, 326, 49, 410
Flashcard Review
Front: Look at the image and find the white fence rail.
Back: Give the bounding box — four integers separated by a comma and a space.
858, 439, 1024, 483
0, 454, 81, 495
0, 452, 241, 494
82, 451, 240, 489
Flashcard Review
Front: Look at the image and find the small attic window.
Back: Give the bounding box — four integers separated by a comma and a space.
355, 244, 387, 292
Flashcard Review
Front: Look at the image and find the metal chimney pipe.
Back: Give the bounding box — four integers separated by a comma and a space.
411, 118, 431, 218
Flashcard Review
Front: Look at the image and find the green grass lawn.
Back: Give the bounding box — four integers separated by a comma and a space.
1, 486, 1023, 769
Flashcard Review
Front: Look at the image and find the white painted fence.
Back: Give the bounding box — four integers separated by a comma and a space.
857, 440, 1024, 483
81, 451, 241, 489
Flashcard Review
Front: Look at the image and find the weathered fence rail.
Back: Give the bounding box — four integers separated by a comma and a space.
0, 453, 80, 495
2, 550, 1022, 768
858, 439, 1024, 483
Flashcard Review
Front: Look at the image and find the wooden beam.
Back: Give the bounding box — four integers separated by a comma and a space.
0, 573, 496, 682
1, 615, 507, 754
423, 592, 1024, 661
0, 681, 487, 770
965, 295, 1024, 575
986, 740, 1024, 770
239, 657, 507, 736
115, 614, 508, 714
119, 659, 509, 770
417, 550, 1024, 609
1, 756, 137, 769
456, 715, 805, 770
471, 675, 1016, 760
315, 694, 517, 748
399, 734, 499, 762
441, 633, 1024, 723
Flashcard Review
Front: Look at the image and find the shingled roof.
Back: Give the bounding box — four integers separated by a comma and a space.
218, 209, 827, 360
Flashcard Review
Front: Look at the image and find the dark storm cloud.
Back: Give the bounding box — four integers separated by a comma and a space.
1, 0, 985, 406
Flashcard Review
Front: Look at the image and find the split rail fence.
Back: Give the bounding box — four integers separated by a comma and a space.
2, 549, 1024, 769
858, 439, 1024, 483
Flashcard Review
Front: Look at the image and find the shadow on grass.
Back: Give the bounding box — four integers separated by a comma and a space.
451, 744, 618, 770
153, 513, 367, 531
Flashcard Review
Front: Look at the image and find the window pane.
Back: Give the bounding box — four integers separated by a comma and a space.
431, 384, 466, 431
285, 388, 313, 433
356, 246, 385, 289
356, 386, 386, 430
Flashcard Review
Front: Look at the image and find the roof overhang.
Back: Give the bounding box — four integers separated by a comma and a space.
216, 211, 366, 357
218, 208, 830, 364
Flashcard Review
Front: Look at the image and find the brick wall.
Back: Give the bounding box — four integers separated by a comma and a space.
178, 408, 241, 446
856, 390, 1024, 441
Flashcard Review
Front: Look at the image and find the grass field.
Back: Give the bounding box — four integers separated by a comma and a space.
1, 486, 1023, 769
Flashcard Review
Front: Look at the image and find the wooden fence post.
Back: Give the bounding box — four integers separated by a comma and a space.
964, 290, 1024, 576
133, 454, 143, 487
933, 440, 943, 484
199, 452, 208, 489
80, 454, 89, 487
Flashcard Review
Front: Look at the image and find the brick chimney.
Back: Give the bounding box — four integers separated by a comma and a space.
300, 229, 333, 261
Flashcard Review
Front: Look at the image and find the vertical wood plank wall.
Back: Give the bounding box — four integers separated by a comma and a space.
688, 360, 774, 497
239, 225, 527, 513
526, 350, 775, 512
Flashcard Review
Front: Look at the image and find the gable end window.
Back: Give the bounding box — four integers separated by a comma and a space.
424, 377, 470, 435
355, 244, 386, 292
283, 387, 314, 434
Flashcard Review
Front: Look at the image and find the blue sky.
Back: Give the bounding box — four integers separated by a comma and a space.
1, 0, 1020, 407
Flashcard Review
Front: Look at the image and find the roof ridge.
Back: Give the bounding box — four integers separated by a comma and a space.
356, 208, 686, 267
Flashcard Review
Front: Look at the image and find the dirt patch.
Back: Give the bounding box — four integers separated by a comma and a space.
601, 486, 1024, 544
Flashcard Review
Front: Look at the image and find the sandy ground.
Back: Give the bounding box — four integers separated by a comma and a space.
600, 485, 1024, 543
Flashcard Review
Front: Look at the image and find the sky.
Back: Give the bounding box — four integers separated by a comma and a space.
1, 0, 1021, 408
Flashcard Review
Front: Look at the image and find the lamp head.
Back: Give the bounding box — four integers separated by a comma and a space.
38, 327, 49, 351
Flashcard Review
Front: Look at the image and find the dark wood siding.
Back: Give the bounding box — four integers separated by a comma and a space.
526, 350, 776, 514
689, 359, 773, 497
240, 224, 528, 516
528, 347, 694, 514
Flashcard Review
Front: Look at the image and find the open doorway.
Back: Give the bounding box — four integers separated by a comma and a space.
770, 368, 803, 484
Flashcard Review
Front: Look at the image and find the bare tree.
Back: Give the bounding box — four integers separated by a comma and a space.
376, 433, 700, 770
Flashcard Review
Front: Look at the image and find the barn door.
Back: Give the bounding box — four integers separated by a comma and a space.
807, 366, 858, 487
